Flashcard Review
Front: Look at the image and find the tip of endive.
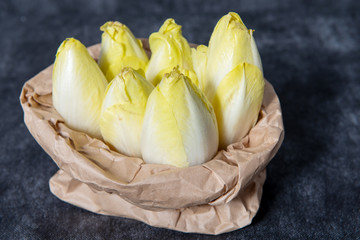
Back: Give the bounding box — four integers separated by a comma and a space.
214, 12, 254, 37
226, 12, 247, 30
159, 18, 182, 35
159, 67, 201, 98
146, 18, 197, 87
102, 67, 153, 110
161, 66, 184, 84
98, 20, 148, 82
100, 21, 129, 41
56, 38, 81, 57
100, 21, 124, 30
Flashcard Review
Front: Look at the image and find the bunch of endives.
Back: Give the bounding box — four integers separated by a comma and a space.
52, 12, 265, 168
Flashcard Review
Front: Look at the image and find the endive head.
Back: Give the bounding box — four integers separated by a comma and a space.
100, 67, 154, 157
141, 67, 218, 168
212, 62, 264, 149
145, 18, 198, 87
98, 21, 149, 82
191, 45, 208, 92
52, 38, 108, 139
205, 12, 263, 101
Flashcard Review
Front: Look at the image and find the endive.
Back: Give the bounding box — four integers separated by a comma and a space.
145, 18, 198, 87
52, 38, 108, 138
205, 12, 263, 101
100, 67, 154, 157
141, 68, 218, 168
98, 21, 149, 82
213, 62, 264, 149
191, 45, 208, 92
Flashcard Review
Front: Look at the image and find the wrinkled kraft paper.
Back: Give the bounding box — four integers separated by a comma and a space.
20, 39, 284, 235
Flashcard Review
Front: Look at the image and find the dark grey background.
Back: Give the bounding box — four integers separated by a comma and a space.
1, 0, 359, 239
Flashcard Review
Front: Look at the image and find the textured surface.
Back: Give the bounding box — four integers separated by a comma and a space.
1, 0, 359, 239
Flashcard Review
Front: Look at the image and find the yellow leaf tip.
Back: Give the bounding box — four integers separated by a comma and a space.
160, 18, 182, 34
56, 37, 82, 57
163, 66, 188, 84
100, 21, 125, 31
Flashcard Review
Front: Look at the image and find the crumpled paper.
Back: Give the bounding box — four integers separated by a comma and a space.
20, 39, 284, 235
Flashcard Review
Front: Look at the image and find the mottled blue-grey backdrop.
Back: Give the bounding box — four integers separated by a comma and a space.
1, 0, 359, 239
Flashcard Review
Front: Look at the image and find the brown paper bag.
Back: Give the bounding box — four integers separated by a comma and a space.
20, 40, 284, 235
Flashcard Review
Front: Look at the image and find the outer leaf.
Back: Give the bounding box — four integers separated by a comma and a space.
100, 68, 154, 157
141, 68, 218, 167
212, 62, 264, 149
52, 38, 108, 139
